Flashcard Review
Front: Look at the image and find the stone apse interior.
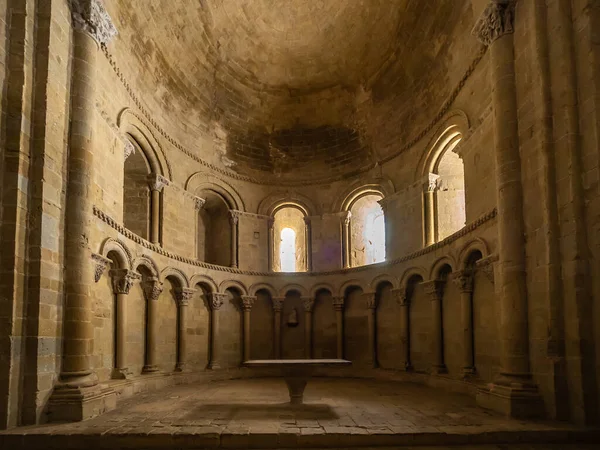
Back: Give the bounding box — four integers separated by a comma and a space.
1, 0, 600, 435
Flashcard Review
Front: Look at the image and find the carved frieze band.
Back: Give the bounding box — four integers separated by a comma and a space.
69, 0, 117, 45
472, 1, 516, 46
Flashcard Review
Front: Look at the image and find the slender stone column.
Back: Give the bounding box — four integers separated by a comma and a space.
229, 211, 239, 268
208, 293, 227, 369
424, 280, 447, 374
268, 218, 275, 271
147, 174, 167, 245
110, 269, 140, 379
453, 271, 475, 377
175, 288, 195, 372
393, 289, 412, 371
49, 0, 118, 422
272, 298, 284, 358
304, 217, 313, 272
142, 277, 163, 373
242, 296, 256, 362
341, 212, 352, 268
333, 297, 345, 359
423, 174, 440, 246
363, 292, 378, 368
194, 197, 206, 260
473, 1, 541, 416
303, 298, 314, 358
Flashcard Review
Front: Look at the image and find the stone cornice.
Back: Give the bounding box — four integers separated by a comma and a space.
99, 45, 488, 187
93, 205, 497, 277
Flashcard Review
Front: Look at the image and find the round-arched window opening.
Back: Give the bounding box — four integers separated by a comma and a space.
280, 228, 297, 272
349, 194, 386, 267
272, 206, 307, 273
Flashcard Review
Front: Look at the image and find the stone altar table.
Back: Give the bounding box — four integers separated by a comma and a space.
243, 359, 351, 404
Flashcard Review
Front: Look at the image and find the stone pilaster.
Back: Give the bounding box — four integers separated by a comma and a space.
473, 0, 542, 417
423, 280, 447, 374
363, 292, 378, 368
333, 297, 345, 359
303, 298, 314, 358
142, 277, 163, 373
272, 298, 284, 358
241, 296, 256, 361
175, 288, 195, 372
48, 0, 118, 422
453, 271, 475, 376
208, 293, 227, 369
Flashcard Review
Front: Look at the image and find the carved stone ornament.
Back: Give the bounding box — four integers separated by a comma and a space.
392, 289, 407, 306
476, 256, 497, 284
287, 307, 299, 327
242, 295, 256, 311
333, 297, 345, 311
472, 1, 515, 46
110, 269, 141, 295
363, 292, 378, 310
272, 297, 284, 312
426, 173, 440, 193
143, 277, 163, 302
423, 280, 445, 301
147, 173, 168, 192
229, 210, 240, 226
176, 288, 196, 307
210, 293, 227, 310
124, 140, 135, 161
303, 298, 315, 312
194, 197, 206, 210
69, 0, 118, 45
342, 211, 352, 226
91, 253, 111, 282
453, 270, 474, 293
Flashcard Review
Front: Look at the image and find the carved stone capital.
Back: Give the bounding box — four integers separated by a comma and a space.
363, 292, 378, 310
272, 297, 284, 312
242, 295, 256, 311
333, 297, 345, 311
69, 0, 118, 46
453, 270, 474, 293
194, 196, 206, 210
425, 173, 441, 193
124, 140, 135, 161
392, 289, 407, 306
175, 288, 195, 307
267, 217, 275, 229
110, 269, 141, 295
91, 253, 111, 282
472, 0, 515, 46
302, 297, 315, 312
143, 277, 163, 302
229, 210, 240, 226
209, 293, 228, 311
147, 173, 168, 192
476, 255, 497, 285
423, 280, 445, 301
342, 211, 352, 226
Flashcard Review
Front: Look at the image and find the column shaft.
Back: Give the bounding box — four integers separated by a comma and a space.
394, 290, 411, 371
143, 278, 162, 373
454, 271, 475, 376
175, 288, 194, 372
115, 293, 127, 373
230, 212, 238, 268
364, 293, 378, 368
303, 298, 314, 358
242, 296, 255, 362
150, 189, 160, 244
273, 298, 284, 358
424, 281, 446, 374
209, 294, 226, 369
333, 297, 344, 359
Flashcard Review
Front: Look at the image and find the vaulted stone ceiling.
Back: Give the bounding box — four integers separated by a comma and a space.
108, 0, 472, 180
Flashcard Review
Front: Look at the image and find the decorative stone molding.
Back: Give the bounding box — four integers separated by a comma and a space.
147, 173, 169, 192
175, 288, 195, 306
69, 0, 117, 45
194, 197, 206, 210
472, 0, 515, 46
341, 211, 352, 226
392, 289, 407, 306
143, 277, 163, 302
333, 297, 345, 311
363, 292, 378, 310
302, 298, 315, 312
272, 298, 284, 312
241, 296, 256, 311
423, 280, 445, 301
229, 210, 240, 226
110, 269, 141, 295
452, 271, 474, 293
92, 252, 111, 282
209, 293, 227, 310
93, 206, 497, 277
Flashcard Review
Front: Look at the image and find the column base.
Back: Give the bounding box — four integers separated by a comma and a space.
405, 363, 414, 372
48, 383, 116, 423
208, 361, 221, 370
174, 363, 188, 372
463, 366, 477, 378
111, 368, 132, 380
476, 374, 544, 419
432, 364, 448, 374
142, 365, 160, 374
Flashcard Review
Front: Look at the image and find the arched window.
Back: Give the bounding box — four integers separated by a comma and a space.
196, 190, 234, 267
280, 228, 297, 272
423, 125, 466, 245
270, 206, 308, 273
123, 138, 152, 240
347, 194, 386, 268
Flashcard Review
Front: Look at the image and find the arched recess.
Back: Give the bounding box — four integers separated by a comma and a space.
219, 279, 248, 296
309, 283, 336, 299
375, 279, 399, 370
190, 275, 215, 371
100, 238, 132, 270
343, 284, 368, 367
313, 287, 336, 359
340, 186, 387, 268
369, 274, 399, 292
186, 174, 243, 268
269, 202, 311, 273
190, 274, 219, 295
279, 283, 309, 298
403, 273, 425, 372
418, 111, 470, 246
338, 279, 367, 298
160, 267, 190, 289
251, 287, 275, 360
119, 110, 170, 245
249, 283, 277, 298
458, 238, 490, 269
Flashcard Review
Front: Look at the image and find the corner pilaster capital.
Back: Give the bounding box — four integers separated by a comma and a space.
424, 173, 441, 193
242, 295, 256, 311
362, 292, 378, 310
124, 141, 135, 161
175, 287, 196, 307
392, 289, 407, 306
194, 196, 206, 210
69, 0, 117, 46
110, 269, 141, 295
209, 293, 228, 310
423, 280, 445, 301
341, 211, 352, 226
302, 297, 315, 312
91, 252, 111, 282
475, 254, 498, 285
333, 296, 345, 311
272, 297, 285, 312
147, 173, 169, 192
229, 210, 240, 226
143, 277, 163, 302
452, 270, 474, 293
472, 0, 516, 46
